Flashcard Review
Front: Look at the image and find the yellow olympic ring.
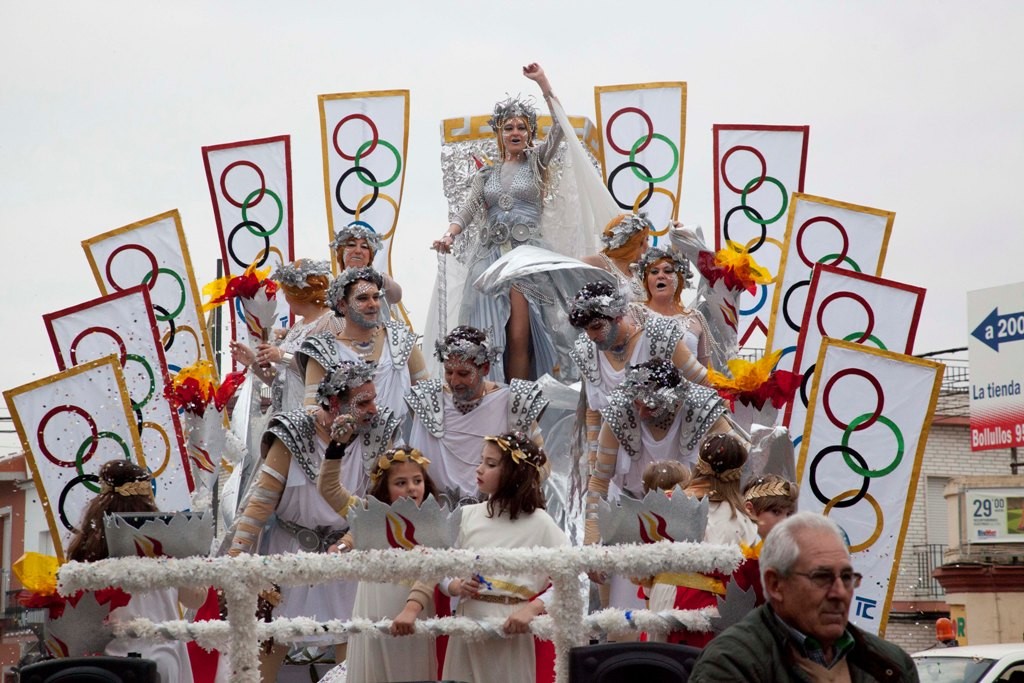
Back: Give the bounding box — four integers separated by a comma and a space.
823, 489, 883, 553
140, 421, 171, 477
354, 192, 399, 241
162, 325, 202, 365
251, 246, 285, 271
632, 188, 678, 237
744, 235, 784, 284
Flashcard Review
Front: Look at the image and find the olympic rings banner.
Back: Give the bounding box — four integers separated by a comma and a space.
3, 356, 145, 561
43, 285, 194, 511
202, 136, 294, 354
767, 193, 895, 371
82, 210, 215, 377
319, 90, 411, 324
595, 82, 686, 244
784, 265, 926, 447
712, 124, 809, 344
797, 339, 943, 636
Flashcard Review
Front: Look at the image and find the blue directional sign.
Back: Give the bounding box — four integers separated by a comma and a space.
972, 307, 1024, 352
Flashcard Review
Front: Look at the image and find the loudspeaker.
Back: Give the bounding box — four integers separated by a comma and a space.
18, 655, 158, 683
569, 642, 703, 683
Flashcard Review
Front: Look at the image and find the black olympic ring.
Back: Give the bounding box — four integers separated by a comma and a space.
58, 473, 101, 532
782, 279, 811, 332
607, 162, 654, 211
722, 204, 767, 252
134, 408, 145, 435
800, 362, 816, 407
227, 221, 271, 269
809, 445, 869, 508
153, 305, 176, 352
335, 167, 379, 215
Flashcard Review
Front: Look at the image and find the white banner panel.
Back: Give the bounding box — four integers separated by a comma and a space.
767, 193, 895, 371
319, 90, 410, 323
797, 339, 943, 636
202, 136, 294, 355
595, 82, 686, 245
968, 281, 1024, 450
3, 357, 145, 561
785, 265, 925, 446
81, 210, 215, 376
713, 125, 809, 344
43, 285, 194, 510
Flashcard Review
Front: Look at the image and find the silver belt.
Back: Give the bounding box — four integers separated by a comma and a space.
481, 220, 539, 248
276, 519, 347, 553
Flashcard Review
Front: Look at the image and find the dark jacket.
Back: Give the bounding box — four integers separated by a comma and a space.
689, 604, 919, 683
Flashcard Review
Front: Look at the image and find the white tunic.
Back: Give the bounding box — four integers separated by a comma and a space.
442, 503, 568, 683
334, 337, 412, 424
106, 589, 193, 683
583, 332, 654, 412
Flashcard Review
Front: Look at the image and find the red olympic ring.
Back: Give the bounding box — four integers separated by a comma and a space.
796, 216, 849, 269
605, 107, 654, 156
69, 327, 127, 367
36, 405, 99, 468
105, 244, 159, 292
334, 114, 378, 161
816, 292, 875, 345
220, 160, 266, 209
720, 145, 768, 194
822, 368, 884, 433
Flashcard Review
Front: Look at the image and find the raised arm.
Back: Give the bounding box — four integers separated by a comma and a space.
317, 441, 359, 517
523, 62, 564, 167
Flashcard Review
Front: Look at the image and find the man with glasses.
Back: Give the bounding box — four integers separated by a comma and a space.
690, 512, 918, 682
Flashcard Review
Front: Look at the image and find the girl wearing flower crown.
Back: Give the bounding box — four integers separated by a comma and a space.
317, 440, 441, 682
392, 431, 566, 683
67, 460, 206, 683
647, 433, 761, 647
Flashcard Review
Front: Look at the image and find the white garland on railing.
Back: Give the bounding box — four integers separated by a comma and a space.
59, 542, 741, 683
111, 607, 718, 652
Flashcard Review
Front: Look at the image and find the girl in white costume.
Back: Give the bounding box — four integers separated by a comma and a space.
67, 460, 205, 683
393, 432, 567, 683
317, 445, 439, 683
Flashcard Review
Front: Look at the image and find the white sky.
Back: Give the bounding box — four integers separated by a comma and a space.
2, 0, 1022, 396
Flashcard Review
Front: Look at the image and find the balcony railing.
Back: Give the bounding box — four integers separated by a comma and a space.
913, 543, 947, 598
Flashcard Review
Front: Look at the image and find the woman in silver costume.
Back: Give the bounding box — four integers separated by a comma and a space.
582, 212, 652, 301
432, 62, 565, 382
634, 246, 715, 370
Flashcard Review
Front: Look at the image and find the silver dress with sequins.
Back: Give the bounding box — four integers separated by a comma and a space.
451, 120, 565, 383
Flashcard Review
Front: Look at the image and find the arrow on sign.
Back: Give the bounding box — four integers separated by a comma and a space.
972, 307, 1024, 351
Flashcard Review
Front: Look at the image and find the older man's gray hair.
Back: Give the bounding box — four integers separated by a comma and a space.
759, 512, 848, 589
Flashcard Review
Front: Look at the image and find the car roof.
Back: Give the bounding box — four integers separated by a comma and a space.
913, 644, 1024, 660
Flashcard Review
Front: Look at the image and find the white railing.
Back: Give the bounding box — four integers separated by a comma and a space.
59, 542, 741, 683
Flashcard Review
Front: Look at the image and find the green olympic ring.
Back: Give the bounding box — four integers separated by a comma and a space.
841, 413, 904, 477
241, 188, 284, 237
628, 133, 680, 184
817, 253, 861, 271
353, 139, 402, 187
76, 432, 132, 493
740, 176, 788, 225
842, 331, 888, 349
125, 353, 156, 410
141, 267, 186, 321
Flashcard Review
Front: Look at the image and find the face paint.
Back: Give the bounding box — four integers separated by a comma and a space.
445, 358, 485, 403
344, 280, 381, 329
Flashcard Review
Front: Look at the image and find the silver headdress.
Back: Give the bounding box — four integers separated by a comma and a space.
330, 222, 384, 256
570, 282, 629, 322
348, 495, 460, 551
316, 359, 376, 406
434, 326, 501, 366
272, 259, 332, 290
104, 511, 215, 558
632, 246, 693, 290
488, 94, 538, 135
619, 361, 685, 414
601, 213, 652, 251
326, 266, 383, 310
598, 488, 709, 545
